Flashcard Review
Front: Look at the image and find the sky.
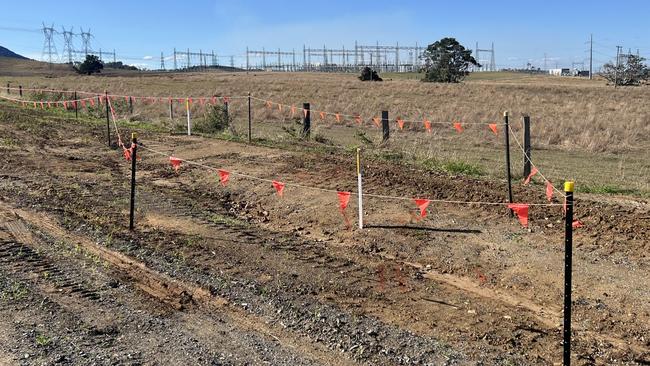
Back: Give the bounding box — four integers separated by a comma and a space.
1, 0, 649, 70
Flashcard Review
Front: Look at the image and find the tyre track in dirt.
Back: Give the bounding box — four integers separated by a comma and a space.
0, 201, 358, 366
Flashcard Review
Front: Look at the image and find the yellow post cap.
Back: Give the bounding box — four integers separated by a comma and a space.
131, 132, 138, 139
503, 111, 509, 117
564, 181, 574, 192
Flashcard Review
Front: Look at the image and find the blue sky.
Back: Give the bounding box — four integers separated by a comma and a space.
1, 0, 648, 70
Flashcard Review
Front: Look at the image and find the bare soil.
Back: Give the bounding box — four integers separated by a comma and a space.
0, 102, 648, 365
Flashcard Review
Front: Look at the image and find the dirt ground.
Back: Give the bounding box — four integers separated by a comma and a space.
0, 101, 648, 365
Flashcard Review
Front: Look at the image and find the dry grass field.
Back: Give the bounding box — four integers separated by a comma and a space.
1, 60, 649, 364
1, 65, 648, 197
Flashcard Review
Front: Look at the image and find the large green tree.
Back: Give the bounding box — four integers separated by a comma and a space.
421, 38, 479, 83
75, 54, 104, 75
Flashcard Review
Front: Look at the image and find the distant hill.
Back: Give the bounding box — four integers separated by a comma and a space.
0, 46, 28, 60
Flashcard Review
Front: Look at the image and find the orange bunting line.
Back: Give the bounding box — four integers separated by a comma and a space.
319, 111, 326, 120
424, 119, 432, 133
335, 113, 341, 123
211, 96, 217, 104
63, 101, 68, 109
47, 101, 51, 108
188, 97, 193, 104
123, 147, 132, 161
572, 220, 583, 228
272, 180, 285, 197
489, 123, 498, 135
507, 204, 529, 227
169, 157, 182, 172
523, 167, 539, 185
199, 98, 205, 106
355, 115, 362, 124
217, 169, 229, 186
178, 98, 184, 104
89, 98, 95, 107
81, 100, 86, 108
290, 105, 296, 117
372, 117, 380, 127
546, 181, 554, 202
453, 122, 463, 133
397, 118, 405, 130
125, 96, 129, 103
414, 198, 430, 218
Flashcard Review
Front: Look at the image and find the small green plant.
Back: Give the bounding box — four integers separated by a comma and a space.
578, 184, 635, 195
355, 130, 373, 146
35, 334, 51, 347
442, 161, 483, 176
195, 104, 231, 133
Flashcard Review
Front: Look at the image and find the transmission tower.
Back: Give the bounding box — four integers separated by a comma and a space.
79, 27, 92, 56
41, 22, 58, 65
61, 26, 74, 63
160, 52, 165, 70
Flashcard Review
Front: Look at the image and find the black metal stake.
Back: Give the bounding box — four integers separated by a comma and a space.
381, 110, 390, 143
302, 102, 310, 139
169, 98, 173, 120
105, 91, 111, 147
129, 96, 133, 115
563, 182, 574, 366
129, 133, 138, 230
504, 111, 513, 216
19, 85, 22, 97
523, 115, 531, 178
6, 82, 9, 94
247, 92, 252, 143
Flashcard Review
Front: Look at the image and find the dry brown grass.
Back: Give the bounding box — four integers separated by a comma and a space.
1, 69, 648, 196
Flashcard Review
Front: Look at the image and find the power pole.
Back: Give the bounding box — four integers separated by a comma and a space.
490, 42, 496, 71
615, 45, 621, 88
160, 51, 165, 70
187, 48, 190, 69
173, 48, 177, 70
113, 49, 116, 63
589, 34, 593, 80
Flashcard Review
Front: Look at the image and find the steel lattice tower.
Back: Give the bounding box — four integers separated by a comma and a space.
61, 26, 74, 63
41, 22, 58, 64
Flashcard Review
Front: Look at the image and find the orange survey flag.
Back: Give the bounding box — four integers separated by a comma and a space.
397, 118, 405, 130
424, 119, 432, 133
272, 180, 285, 197
265, 100, 272, 109
372, 117, 380, 127
453, 122, 463, 133
218, 169, 230, 186
414, 198, 431, 218
278, 103, 283, 112
546, 181, 554, 201
290, 105, 296, 117
507, 204, 529, 227
169, 157, 182, 172
335, 113, 341, 123
572, 220, 583, 228
319, 111, 326, 120
337, 191, 352, 228
523, 167, 539, 185
488, 123, 498, 135
355, 115, 362, 124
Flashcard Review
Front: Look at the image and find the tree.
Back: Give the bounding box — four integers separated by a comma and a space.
601, 55, 649, 86
75, 55, 104, 75
421, 38, 479, 83
358, 66, 382, 81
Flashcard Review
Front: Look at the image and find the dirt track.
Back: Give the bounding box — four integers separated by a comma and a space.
0, 103, 649, 365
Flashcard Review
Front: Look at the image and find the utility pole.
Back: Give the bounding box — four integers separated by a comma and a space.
160, 51, 165, 70
589, 34, 593, 80
61, 26, 74, 63
173, 48, 177, 70
615, 45, 622, 88
187, 48, 190, 69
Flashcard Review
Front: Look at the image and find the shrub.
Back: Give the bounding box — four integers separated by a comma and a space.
359, 66, 382, 81
195, 104, 231, 133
